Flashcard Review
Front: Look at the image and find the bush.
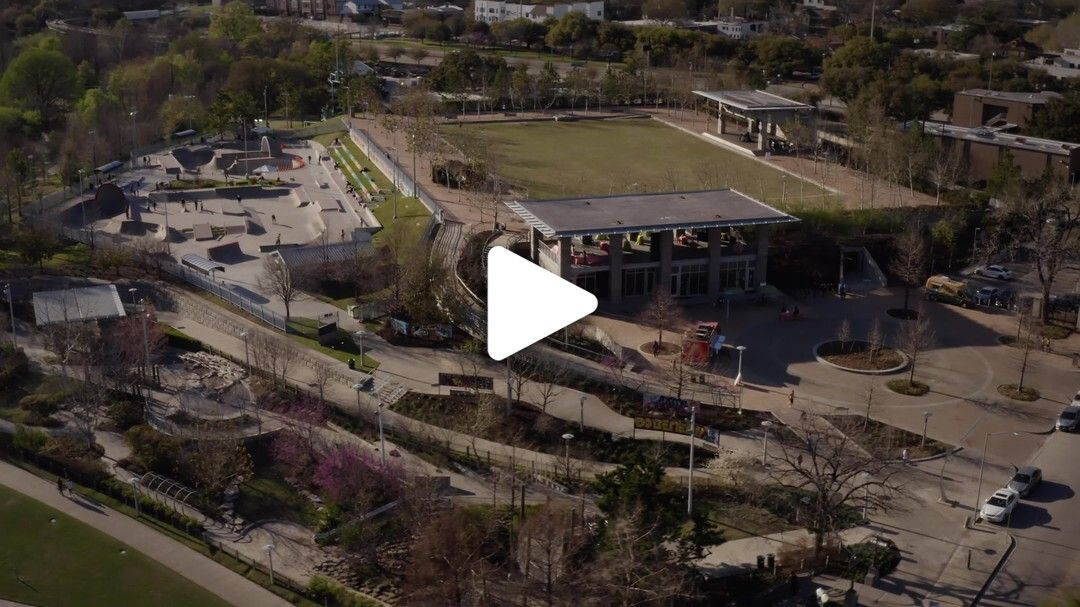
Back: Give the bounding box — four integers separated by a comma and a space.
165, 327, 204, 352
19, 392, 64, 416
886, 379, 929, 396
308, 575, 382, 607
0, 349, 29, 388
126, 425, 182, 474
12, 424, 49, 453
108, 397, 145, 431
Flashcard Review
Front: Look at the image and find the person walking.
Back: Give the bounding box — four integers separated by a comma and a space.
788, 390, 795, 407
57, 476, 65, 495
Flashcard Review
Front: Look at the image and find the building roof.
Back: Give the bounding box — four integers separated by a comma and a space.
919, 121, 1078, 155
956, 89, 1062, 104
32, 284, 126, 326
506, 189, 799, 238
693, 90, 811, 112
272, 238, 374, 270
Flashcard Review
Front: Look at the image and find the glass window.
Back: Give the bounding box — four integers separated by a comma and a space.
623, 268, 655, 297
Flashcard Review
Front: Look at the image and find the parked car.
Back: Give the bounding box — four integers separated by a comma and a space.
980, 488, 1019, 523
1057, 405, 1080, 432
1071, 391, 1080, 407
975, 286, 1001, 306
1007, 466, 1042, 497
925, 275, 970, 307
977, 265, 1013, 280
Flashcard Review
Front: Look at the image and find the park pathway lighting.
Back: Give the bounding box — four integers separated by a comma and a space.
561, 433, 574, 479
129, 477, 141, 518
579, 395, 586, 431
264, 544, 276, 585
128, 287, 138, 308
240, 330, 250, 369
761, 421, 773, 467
921, 411, 932, 448
4, 284, 15, 348
687, 402, 697, 516
734, 345, 747, 385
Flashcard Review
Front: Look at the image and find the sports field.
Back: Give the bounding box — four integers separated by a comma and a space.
440, 118, 830, 205
0, 484, 229, 607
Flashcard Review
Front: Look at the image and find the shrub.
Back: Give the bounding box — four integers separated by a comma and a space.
19, 392, 64, 416
308, 576, 382, 607
12, 424, 49, 453
108, 397, 145, 431
126, 425, 182, 474
0, 349, 29, 388
165, 327, 204, 352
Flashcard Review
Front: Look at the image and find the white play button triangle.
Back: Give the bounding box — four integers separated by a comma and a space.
486, 246, 598, 361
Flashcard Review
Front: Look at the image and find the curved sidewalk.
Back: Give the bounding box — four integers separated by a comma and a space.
0, 460, 291, 607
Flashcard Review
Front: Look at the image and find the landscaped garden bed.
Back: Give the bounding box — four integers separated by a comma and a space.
391, 392, 694, 467
815, 340, 905, 373
997, 384, 1039, 401
823, 415, 950, 460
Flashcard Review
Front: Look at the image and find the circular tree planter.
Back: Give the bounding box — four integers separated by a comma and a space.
639, 341, 680, 356
814, 340, 908, 374
997, 384, 1040, 401
887, 308, 919, 320
887, 379, 930, 396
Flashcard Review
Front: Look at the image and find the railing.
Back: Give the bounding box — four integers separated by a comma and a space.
343, 120, 441, 217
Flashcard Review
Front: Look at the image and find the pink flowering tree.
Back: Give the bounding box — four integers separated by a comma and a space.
313, 445, 406, 512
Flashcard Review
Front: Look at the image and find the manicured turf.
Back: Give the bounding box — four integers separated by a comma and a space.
0, 484, 230, 607
441, 118, 829, 205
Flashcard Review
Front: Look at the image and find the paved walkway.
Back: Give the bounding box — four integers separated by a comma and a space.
0, 459, 291, 607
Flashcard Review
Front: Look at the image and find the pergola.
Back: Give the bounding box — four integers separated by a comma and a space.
693, 90, 814, 153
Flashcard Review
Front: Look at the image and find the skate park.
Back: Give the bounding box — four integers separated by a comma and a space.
57, 136, 380, 305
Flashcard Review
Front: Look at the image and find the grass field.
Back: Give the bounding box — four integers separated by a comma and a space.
0, 484, 230, 607
315, 131, 431, 247
440, 118, 829, 205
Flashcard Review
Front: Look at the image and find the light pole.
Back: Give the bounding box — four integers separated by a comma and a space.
973, 227, 981, 259
128, 287, 138, 308
89, 129, 97, 168
687, 402, 697, 516
861, 472, 870, 519
975, 430, 1025, 518
130, 477, 141, 517
4, 284, 15, 348
734, 345, 747, 385
561, 433, 574, 479
239, 330, 250, 369
141, 307, 151, 384
129, 110, 138, 164
921, 411, 932, 448
377, 400, 386, 468
355, 330, 365, 368
579, 395, 586, 431
760, 420, 773, 466
264, 544, 276, 585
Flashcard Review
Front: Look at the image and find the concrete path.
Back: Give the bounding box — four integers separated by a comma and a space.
0, 459, 291, 607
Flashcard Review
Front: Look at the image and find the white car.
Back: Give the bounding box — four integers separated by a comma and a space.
980, 488, 1019, 524
977, 265, 1013, 280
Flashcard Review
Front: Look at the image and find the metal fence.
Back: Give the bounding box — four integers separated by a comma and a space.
344, 121, 441, 217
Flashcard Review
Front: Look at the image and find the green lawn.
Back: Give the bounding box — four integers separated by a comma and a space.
0, 484, 230, 607
235, 466, 320, 528
287, 317, 379, 370
0, 242, 92, 272
372, 37, 623, 67
317, 131, 431, 247
441, 118, 829, 205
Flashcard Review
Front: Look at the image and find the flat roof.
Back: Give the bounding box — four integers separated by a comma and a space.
920, 121, 1078, 155
506, 189, 799, 238
32, 285, 126, 326
693, 90, 811, 112
956, 89, 1062, 104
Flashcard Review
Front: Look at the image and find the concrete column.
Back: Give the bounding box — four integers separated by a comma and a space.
658, 231, 673, 296
758, 123, 767, 151
609, 234, 624, 304
707, 227, 724, 300
718, 104, 726, 135
754, 226, 769, 287
558, 236, 572, 278
529, 227, 539, 262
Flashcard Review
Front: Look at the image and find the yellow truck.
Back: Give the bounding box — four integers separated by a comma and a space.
925, 275, 971, 307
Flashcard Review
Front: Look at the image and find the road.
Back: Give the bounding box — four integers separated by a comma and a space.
981, 429, 1080, 605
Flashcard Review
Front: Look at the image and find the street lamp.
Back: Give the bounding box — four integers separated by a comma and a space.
354, 330, 365, 368
921, 411, 932, 448
973, 227, 981, 259
377, 400, 386, 468
141, 308, 151, 384
128, 287, 138, 308
760, 420, 773, 466
4, 283, 15, 348
130, 477, 141, 517
561, 433, 574, 479
579, 395, 586, 431
239, 330, 250, 369
734, 345, 747, 385
974, 430, 1029, 518
129, 110, 138, 163
861, 471, 870, 519
264, 544, 276, 585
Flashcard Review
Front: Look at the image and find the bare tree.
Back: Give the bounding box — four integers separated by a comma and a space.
927, 145, 963, 205
258, 255, 298, 323
532, 358, 566, 413
896, 305, 934, 387
517, 502, 585, 603
767, 415, 904, 557
836, 318, 852, 353
866, 318, 884, 365
583, 512, 695, 605
890, 223, 928, 314
643, 290, 682, 347
994, 180, 1079, 324
402, 508, 499, 606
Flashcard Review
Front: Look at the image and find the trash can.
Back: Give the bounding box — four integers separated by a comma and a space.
348, 358, 355, 370
756, 555, 765, 570
766, 553, 775, 570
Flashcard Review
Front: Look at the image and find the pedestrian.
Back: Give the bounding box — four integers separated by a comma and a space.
790, 571, 799, 596
271, 214, 276, 224
65, 478, 74, 494
57, 476, 65, 495
276, 233, 281, 245
797, 453, 803, 468
789, 390, 795, 407
902, 448, 910, 463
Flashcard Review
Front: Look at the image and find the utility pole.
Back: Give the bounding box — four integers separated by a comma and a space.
687, 403, 696, 515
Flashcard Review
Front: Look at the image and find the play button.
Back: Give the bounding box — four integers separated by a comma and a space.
486, 246, 598, 361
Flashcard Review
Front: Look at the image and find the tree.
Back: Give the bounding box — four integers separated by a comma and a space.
930, 218, 957, 272
209, 1, 262, 44
0, 46, 79, 125
642, 0, 688, 20
258, 255, 298, 323
890, 223, 928, 314
6, 149, 30, 217
545, 13, 598, 50
899, 0, 958, 25
583, 511, 696, 605
403, 508, 499, 606
643, 290, 681, 346
750, 36, 817, 79
1028, 94, 1080, 144
896, 305, 934, 386
994, 179, 1080, 324
407, 47, 430, 66
15, 225, 62, 271
187, 436, 253, 498
517, 502, 584, 602
767, 415, 904, 556
820, 37, 894, 103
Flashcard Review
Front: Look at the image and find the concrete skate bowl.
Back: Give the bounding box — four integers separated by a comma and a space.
170, 145, 215, 172
58, 183, 127, 227
206, 241, 254, 264
118, 220, 160, 237
216, 136, 304, 176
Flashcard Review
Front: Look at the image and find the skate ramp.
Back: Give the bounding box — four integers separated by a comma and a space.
59, 183, 128, 227
171, 146, 215, 171
207, 241, 252, 264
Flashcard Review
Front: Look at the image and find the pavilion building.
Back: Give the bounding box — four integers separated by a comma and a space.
505, 189, 799, 305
